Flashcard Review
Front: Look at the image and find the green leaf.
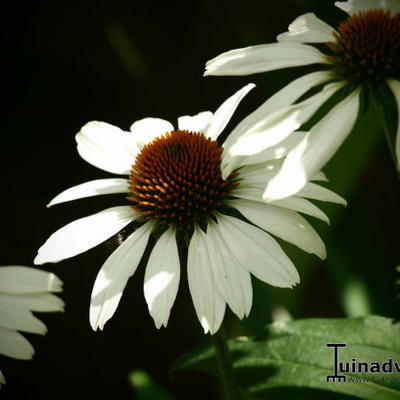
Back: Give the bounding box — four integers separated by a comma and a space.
128, 369, 176, 400
174, 316, 400, 400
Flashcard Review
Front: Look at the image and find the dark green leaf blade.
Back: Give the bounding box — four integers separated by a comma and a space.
174, 316, 400, 400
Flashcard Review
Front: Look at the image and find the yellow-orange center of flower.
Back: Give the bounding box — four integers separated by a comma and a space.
127, 130, 238, 229
327, 10, 400, 85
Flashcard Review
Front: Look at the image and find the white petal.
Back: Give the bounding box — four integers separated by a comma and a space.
385, 0, 400, 13
90, 221, 153, 331
387, 79, 400, 170
76, 121, 139, 175
311, 171, 328, 182
271, 197, 330, 223
187, 227, 225, 334
237, 159, 283, 185
232, 184, 329, 222
231, 185, 266, 203
0, 267, 62, 294
144, 228, 180, 329
216, 215, 299, 288
205, 83, 255, 140
34, 206, 138, 265
178, 111, 213, 133
204, 42, 327, 76
230, 131, 307, 171
0, 327, 34, 360
0, 300, 47, 334
223, 71, 332, 151
298, 182, 347, 205
229, 199, 326, 259
227, 81, 344, 159
47, 178, 129, 207
0, 293, 65, 312
277, 13, 336, 43
263, 90, 359, 201
130, 118, 174, 148
0, 370, 5, 386
205, 222, 252, 319
335, 0, 400, 14
222, 72, 335, 178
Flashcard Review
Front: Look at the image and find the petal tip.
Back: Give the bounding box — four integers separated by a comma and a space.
33, 254, 44, 265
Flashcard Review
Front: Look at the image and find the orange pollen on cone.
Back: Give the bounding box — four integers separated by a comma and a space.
127, 130, 239, 229
326, 10, 400, 84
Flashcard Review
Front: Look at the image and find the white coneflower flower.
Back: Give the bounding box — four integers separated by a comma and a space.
0, 266, 64, 386
205, 0, 400, 200
34, 84, 344, 334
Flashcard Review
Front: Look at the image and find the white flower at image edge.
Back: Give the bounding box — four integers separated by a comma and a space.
204, 0, 400, 201
34, 84, 345, 335
0, 266, 64, 387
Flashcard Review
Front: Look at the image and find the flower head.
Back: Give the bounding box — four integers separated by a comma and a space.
34, 85, 344, 334
204, 0, 400, 200
0, 266, 64, 386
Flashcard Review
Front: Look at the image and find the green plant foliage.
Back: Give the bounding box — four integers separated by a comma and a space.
174, 316, 400, 400
129, 369, 176, 400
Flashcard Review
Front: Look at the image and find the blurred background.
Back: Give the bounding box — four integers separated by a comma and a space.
2, 0, 399, 399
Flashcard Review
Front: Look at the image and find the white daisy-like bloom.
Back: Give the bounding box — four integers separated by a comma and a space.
0, 266, 64, 387
205, 0, 400, 201
34, 84, 344, 335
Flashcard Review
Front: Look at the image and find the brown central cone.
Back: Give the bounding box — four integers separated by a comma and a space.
326, 10, 400, 85
128, 130, 238, 229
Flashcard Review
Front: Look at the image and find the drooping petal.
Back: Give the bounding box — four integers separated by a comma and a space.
263, 89, 359, 201
0, 370, 5, 386
387, 79, 400, 170
34, 206, 139, 265
205, 222, 252, 319
0, 293, 65, 312
0, 300, 47, 334
178, 111, 213, 133
216, 215, 299, 288
335, 0, 400, 15
144, 228, 180, 329
229, 199, 326, 259
231, 185, 329, 223
0, 267, 62, 294
205, 83, 255, 140
223, 71, 332, 152
298, 182, 347, 205
76, 121, 139, 175
277, 13, 337, 43
229, 131, 307, 172
47, 178, 129, 207
90, 221, 154, 331
204, 42, 327, 76
271, 197, 330, 224
187, 227, 225, 334
0, 327, 35, 360
130, 118, 174, 148
227, 82, 344, 160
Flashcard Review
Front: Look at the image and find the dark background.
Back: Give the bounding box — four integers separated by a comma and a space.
2, 0, 399, 399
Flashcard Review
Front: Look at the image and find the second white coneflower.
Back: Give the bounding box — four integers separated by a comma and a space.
34, 84, 344, 334
205, 0, 400, 200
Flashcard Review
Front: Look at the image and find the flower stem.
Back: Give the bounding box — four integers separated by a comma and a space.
211, 325, 240, 400
379, 110, 400, 179
372, 86, 400, 180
